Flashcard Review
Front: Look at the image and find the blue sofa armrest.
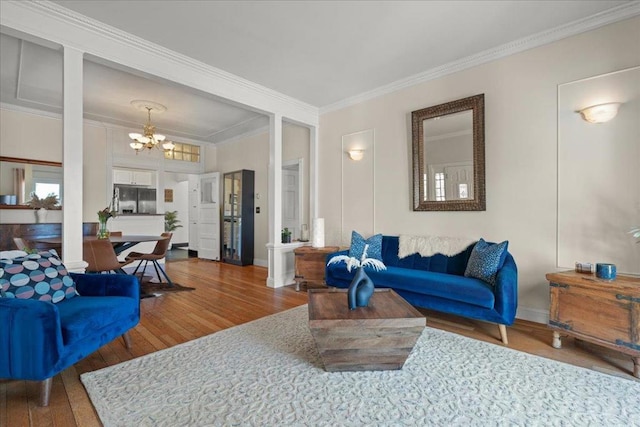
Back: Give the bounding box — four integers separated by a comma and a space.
492, 253, 518, 325
0, 298, 64, 380
71, 273, 139, 300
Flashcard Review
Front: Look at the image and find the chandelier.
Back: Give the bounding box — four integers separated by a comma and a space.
128, 100, 175, 153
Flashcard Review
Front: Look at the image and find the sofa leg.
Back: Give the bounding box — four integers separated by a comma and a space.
39, 377, 52, 407
122, 331, 132, 350
498, 324, 508, 345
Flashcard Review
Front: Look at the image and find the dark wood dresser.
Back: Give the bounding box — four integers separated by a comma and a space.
0, 223, 97, 254
546, 270, 639, 378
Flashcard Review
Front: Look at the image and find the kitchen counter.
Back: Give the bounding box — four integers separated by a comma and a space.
117, 213, 164, 216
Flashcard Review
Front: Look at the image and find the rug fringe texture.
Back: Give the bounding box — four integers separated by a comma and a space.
81, 306, 640, 426
398, 235, 476, 258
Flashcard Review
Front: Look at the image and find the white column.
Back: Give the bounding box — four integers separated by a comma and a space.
267, 114, 286, 287
309, 125, 319, 220
62, 46, 86, 271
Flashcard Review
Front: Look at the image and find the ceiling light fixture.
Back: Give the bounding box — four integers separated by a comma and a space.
128, 100, 175, 153
348, 149, 364, 161
577, 102, 622, 124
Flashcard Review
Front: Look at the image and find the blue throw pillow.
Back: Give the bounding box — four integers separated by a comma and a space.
348, 231, 383, 261
464, 239, 509, 286
0, 250, 77, 303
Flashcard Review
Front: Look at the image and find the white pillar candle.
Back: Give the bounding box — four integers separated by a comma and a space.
312, 218, 325, 248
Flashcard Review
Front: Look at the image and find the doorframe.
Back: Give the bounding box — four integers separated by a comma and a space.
282, 158, 304, 238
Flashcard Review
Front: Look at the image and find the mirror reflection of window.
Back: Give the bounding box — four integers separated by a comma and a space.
459, 183, 468, 199
34, 183, 60, 200
434, 172, 445, 201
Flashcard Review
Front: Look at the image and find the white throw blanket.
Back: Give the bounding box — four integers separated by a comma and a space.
398, 235, 476, 258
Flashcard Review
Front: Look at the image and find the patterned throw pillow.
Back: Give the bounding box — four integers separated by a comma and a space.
0, 250, 77, 303
464, 239, 509, 286
348, 231, 383, 261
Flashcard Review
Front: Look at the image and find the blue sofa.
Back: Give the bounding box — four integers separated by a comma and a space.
325, 236, 517, 343
0, 273, 140, 406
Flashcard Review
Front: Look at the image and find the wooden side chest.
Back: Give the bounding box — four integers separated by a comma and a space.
294, 246, 340, 291
546, 271, 640, 378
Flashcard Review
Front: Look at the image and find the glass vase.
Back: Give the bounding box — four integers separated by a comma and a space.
97, 218, 110, 239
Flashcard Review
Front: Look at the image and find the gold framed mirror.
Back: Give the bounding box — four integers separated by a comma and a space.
0, 156, 63, 209
411, 94, 485, 211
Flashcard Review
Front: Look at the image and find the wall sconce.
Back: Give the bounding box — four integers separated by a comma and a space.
347, 149, 364, 161
578, 102, 621, 124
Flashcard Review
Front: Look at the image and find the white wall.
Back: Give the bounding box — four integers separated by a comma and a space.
318, 17, 640, 322
558, 67, 640, 275
0, 109, 62, 161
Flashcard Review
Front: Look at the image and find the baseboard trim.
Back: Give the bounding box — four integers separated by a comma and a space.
253, 258, 268, 268
516, 306, 549, 324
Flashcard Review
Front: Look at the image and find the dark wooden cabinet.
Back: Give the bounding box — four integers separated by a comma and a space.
222, 170, 254, 266
0, 223, 98, 254
546, 270, 640, 378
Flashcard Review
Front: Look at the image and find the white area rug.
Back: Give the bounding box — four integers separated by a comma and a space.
81, 306, 640, 426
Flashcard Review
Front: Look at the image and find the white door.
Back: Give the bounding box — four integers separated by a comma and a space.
444, 164, 473, 200
282, 168, 300, 240
188, 175, 199, 251
198, 172, 220, 260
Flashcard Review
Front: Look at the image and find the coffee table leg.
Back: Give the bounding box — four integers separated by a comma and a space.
633, 356, 639, 379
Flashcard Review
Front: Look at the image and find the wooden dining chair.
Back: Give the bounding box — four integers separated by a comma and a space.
83, 239, 134, 274
126, 233, 174, 285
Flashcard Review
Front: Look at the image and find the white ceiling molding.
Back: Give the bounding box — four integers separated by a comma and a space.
209, 115, 270, 144
0, 101, 62, 120
320, 2, 640, 115
0, 0, 319, 127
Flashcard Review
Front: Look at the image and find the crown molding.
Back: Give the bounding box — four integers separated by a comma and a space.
320, 2, 640, 114
1, 1, 319, 125
0, 102, 62, 120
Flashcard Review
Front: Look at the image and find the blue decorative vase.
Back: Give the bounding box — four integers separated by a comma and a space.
596, 263, 616, 281
347, 267, 374, 310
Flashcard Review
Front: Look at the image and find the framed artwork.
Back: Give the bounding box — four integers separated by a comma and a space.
164, 189, 173, 203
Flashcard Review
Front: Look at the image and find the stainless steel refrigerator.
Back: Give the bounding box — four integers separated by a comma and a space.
114, 185, 157, 214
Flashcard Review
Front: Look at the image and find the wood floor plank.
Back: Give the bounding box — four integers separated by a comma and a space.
4, 258, 637, 426
60, 366, 101, 427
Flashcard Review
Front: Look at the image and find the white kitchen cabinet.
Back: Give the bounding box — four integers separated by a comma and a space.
113, 168, 154, 186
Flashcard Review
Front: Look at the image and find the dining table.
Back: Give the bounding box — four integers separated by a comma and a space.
30, 234, 175, 297
32, 234, 169, 255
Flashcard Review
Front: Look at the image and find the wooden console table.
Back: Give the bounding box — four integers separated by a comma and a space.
294, 246, 340, 291
546, 270, 639, 378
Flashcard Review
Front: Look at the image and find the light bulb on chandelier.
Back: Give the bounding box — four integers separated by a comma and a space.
128, 100, 175, 154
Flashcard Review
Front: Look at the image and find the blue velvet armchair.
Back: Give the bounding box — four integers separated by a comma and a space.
0, 273, 140, 406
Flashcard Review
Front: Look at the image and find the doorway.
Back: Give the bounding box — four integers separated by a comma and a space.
282, 159, 303, 240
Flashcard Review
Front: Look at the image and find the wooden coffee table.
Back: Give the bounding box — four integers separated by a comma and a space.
308, 288, 426, 372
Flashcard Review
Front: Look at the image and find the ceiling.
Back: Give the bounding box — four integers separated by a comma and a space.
1, 1, 633, 144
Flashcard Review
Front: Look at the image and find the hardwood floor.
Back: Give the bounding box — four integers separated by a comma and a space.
1, 258, 636, 426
